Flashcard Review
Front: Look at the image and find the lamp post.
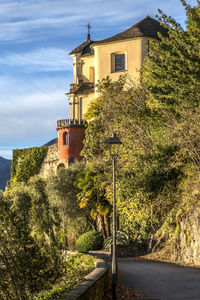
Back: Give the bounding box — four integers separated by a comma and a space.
107, 133, 122, 300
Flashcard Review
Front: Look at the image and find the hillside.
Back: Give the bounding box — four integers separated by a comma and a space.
0, 157, 12, 191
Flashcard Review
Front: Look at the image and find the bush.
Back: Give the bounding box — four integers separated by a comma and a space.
75, 231, 103, 253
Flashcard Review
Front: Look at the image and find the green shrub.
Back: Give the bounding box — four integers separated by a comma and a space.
75, 231, 103, 253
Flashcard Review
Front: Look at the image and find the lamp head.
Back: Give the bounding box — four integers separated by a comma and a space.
107, 133, 122, 157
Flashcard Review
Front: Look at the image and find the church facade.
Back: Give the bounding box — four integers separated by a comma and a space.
56, 16, 167, 168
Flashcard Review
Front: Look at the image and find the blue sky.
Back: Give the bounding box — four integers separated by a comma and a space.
0, 0, 197, 159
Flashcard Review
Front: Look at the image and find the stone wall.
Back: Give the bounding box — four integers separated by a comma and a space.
39, 143, 60, 177
171, 209, 200, 265
60, 259, 108, 300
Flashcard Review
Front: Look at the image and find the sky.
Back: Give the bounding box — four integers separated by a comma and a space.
0, 0, 197, 159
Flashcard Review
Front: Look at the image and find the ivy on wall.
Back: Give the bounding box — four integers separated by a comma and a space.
11, 147, 48, 182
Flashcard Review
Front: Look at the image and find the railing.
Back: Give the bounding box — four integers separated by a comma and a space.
57, 119, 86, 128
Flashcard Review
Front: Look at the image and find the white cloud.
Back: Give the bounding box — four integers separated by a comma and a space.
0, 48, 72, 72
0, 0, 197, 42
0, 147, 13, 160
0, 75, 70, 145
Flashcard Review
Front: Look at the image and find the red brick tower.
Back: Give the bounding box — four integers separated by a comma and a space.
57, 119, 86, 166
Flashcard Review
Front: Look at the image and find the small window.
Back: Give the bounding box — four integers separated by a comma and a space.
89, 66, 94, 82
111, 52, 126, 73
115, 54, 125, 71
63, 132, 68, 145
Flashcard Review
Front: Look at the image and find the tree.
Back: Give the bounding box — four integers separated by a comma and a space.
75, 169, 111, 239
46, 161, 91, 248
142, 1, 200, 168
0, 183, 63, 299
81, 75, 180, 243
142, 1, 200, 110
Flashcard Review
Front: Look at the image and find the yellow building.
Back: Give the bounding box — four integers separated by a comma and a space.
66, 16, 167, 122
57, 16, 167, 164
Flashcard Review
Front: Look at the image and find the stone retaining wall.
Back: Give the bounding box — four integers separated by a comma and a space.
39, 143, 59, 177
60, 259, 108, 300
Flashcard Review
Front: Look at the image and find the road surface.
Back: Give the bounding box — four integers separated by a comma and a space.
118, 259, 200, 300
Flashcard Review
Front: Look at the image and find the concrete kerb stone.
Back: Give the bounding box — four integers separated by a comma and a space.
60, 259, 109, 300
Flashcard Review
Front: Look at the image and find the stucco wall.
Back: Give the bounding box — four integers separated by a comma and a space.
81, 93, 95, 119
80, 56, 95, 82
93, 38, 145, 89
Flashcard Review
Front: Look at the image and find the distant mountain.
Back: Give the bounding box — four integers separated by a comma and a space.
0, 157, 12, 191
42, 138, 57, 147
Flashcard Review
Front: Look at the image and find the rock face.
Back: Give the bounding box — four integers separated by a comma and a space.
0, 157, 12, 191
171, 209, 200, 265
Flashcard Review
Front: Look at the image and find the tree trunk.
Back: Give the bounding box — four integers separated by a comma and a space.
98, 215, 106, 240
104, 214, 111, 238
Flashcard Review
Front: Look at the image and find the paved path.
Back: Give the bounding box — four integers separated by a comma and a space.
118, 260, 200, 300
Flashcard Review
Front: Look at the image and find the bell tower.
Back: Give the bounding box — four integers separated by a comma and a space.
57, 24, 95, 166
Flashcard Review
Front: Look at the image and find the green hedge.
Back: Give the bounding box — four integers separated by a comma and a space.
75, 231, 103, 253
11, 147, 48, 182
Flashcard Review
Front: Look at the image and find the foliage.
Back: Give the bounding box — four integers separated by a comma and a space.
34, 278, 83, 300
4, 177, 61, 246
0, 171, 95, 299
75, 168, 112, 239
75, 231, 103, 253
34, 254, 95, 300
79, 1, 200, 249
142, 1, 200, 167
11, 147, 48, 183
0, 187, 63, 300
46, 161, 85, 220
46, 161, 91, 249
142, 1, 200, 109
82, 74, 180, 241
64, 253, 95, 276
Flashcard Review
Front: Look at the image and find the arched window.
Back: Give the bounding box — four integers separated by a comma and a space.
63, 132, 68, 145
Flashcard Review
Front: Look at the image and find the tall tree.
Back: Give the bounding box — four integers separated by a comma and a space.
142, 0, 200, 110
46, 161, 91, 248
82, 75, 180, 242
0, 184, 62, 299
142, 1, 200, 168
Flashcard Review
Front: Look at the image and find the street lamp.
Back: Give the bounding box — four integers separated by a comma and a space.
107, 133, 122, 300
